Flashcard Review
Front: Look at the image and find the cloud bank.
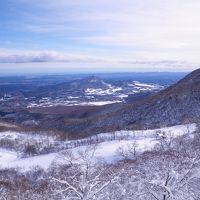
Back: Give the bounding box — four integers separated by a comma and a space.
0, 50, 196, 73
0, 51, 104, 63
1, 0, 200, 72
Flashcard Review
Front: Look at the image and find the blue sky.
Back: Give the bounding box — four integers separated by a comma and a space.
0, 0, 200, 74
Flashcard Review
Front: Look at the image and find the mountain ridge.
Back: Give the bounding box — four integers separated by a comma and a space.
59, 68, 200, 136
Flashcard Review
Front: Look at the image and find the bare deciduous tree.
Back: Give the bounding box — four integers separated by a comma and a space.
51, 145, 116, 200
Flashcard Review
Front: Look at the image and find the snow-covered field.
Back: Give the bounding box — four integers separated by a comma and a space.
0, 139, 156, 171
28, 99, 122, 107
27, 81, 164, 108
0, 124, 196, 171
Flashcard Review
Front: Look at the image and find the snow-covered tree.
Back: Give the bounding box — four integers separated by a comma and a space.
118, 151, 200, 200
51, 145, 116, 200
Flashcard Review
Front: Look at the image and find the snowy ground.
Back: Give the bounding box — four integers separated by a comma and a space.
0, 124, 197, 171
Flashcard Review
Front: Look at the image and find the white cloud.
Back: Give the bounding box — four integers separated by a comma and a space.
0, 49, 106, 63
0, 49, 197, 73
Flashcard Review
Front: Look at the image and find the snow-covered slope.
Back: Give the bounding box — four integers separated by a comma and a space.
0, 124, 196, 171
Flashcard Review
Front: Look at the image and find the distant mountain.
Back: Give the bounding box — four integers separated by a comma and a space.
60, 68, 200, 136
72, 76, 110, 90
24, 76, 164, 107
